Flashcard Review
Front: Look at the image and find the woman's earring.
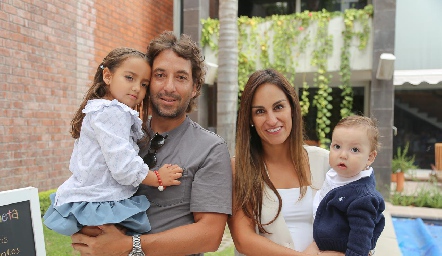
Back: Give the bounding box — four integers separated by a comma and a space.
251, 124, 254, 127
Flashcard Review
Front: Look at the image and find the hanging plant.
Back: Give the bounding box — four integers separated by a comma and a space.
201, 17, 220, 51
300, 80, 310, 116
340, 5, 373, 118
201, 5, 373, 148
310, 10, 335, 146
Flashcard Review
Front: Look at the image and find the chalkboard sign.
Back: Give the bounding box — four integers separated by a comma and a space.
0, 187, 46, 256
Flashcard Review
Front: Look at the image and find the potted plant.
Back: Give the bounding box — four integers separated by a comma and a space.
391, 142, 418, 192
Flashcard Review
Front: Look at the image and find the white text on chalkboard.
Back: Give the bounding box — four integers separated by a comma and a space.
1, 248, 21, 255
0, 209, 19, 224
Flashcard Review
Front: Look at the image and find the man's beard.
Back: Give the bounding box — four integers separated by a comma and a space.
150, 94, 190, 118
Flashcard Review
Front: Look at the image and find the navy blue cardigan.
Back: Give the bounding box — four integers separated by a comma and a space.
313, 173, 385, 256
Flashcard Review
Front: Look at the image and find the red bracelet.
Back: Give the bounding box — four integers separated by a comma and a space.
154, 171, 165, 191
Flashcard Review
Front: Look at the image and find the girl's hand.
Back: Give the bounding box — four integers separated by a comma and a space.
157, 164, 183, 186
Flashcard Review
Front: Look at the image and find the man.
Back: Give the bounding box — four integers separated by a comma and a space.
71, 31, 232, 256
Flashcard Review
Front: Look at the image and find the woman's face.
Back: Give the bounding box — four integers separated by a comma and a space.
251, 83, 292, 147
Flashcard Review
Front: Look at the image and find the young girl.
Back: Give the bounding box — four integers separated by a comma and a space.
43, 47, 183, 236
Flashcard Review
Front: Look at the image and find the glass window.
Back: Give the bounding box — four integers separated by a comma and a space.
393, 89, 442, 169
301, 0, 367, 12
238, 0, 368, 18
239, 1, 295, 17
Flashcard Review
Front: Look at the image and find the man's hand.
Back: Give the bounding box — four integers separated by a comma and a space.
71, 225, 131, 256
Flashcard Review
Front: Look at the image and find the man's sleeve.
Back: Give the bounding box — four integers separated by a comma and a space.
190, 141, 232, 214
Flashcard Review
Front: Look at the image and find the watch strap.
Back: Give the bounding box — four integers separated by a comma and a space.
128, 234, 145, 256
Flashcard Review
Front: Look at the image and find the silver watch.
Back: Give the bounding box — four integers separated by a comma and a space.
128, 235, 145, 256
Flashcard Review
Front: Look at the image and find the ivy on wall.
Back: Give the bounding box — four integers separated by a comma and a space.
340, 5, 373, 119
201, 5, 373, 148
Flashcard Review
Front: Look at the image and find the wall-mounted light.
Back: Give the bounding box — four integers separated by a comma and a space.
376, 53, 396, 80
204, 62, 218, 85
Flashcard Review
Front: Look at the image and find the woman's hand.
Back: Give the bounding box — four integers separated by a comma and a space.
71, 225, 132, 256
318, 252, 345, 256
303, 242, 320, 254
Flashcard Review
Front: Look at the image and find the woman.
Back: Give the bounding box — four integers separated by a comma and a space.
228, 69, 343, 256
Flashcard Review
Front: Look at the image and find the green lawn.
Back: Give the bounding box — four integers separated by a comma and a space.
207, 246, 234, 255
43, 221, 79, 256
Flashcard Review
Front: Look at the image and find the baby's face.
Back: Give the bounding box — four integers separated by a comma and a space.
329, 126, 376, 178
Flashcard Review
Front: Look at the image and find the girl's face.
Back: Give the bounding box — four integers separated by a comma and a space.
329, 126, 377, 178
103, 57, 151, 108
251, 83, 292, 148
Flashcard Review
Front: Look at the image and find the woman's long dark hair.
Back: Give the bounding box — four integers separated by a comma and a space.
234, 69, 310, 233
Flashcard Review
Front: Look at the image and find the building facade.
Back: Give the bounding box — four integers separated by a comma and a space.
2, 0, 440, 198
200, 0, 396, 197
0, 0, 173, 191
392, 0, 442, 171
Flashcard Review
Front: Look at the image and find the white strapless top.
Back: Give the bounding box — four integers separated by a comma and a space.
277, 187, 314, 251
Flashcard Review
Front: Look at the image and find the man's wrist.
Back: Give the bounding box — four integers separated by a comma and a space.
128, 234, 145, 256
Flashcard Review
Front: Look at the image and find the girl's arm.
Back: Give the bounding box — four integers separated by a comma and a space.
92, 106, 182, 188
140, 164, 183, 187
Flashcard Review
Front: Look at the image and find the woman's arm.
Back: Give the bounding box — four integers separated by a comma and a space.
228, 157, 303, 256
228, 208, 306, 256
228, 157, 343, 256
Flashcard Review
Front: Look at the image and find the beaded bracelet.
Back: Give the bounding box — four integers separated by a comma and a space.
154, 170, 165, 191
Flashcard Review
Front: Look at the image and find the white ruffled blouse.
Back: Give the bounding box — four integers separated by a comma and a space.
55, 99, 149, 206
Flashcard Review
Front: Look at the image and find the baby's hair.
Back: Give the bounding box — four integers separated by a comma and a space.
335, 115, 380, 152
70, 47, 149, 139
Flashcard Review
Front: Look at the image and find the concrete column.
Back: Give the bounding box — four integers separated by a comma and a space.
370, 0, 396, 199
182, 0, 211, 128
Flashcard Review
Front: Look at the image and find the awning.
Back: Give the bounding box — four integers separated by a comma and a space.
394, 69, 442, 86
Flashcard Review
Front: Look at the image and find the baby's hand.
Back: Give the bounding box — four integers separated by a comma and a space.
157, 164, 183, 187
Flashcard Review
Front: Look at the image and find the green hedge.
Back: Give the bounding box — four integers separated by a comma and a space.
39, 189, 56, 217
390, 185, 442, 209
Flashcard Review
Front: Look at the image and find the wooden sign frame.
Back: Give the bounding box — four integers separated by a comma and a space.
0, 187, 46, 255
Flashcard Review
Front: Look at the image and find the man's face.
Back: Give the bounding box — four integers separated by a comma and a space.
149, 49, 196, 119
